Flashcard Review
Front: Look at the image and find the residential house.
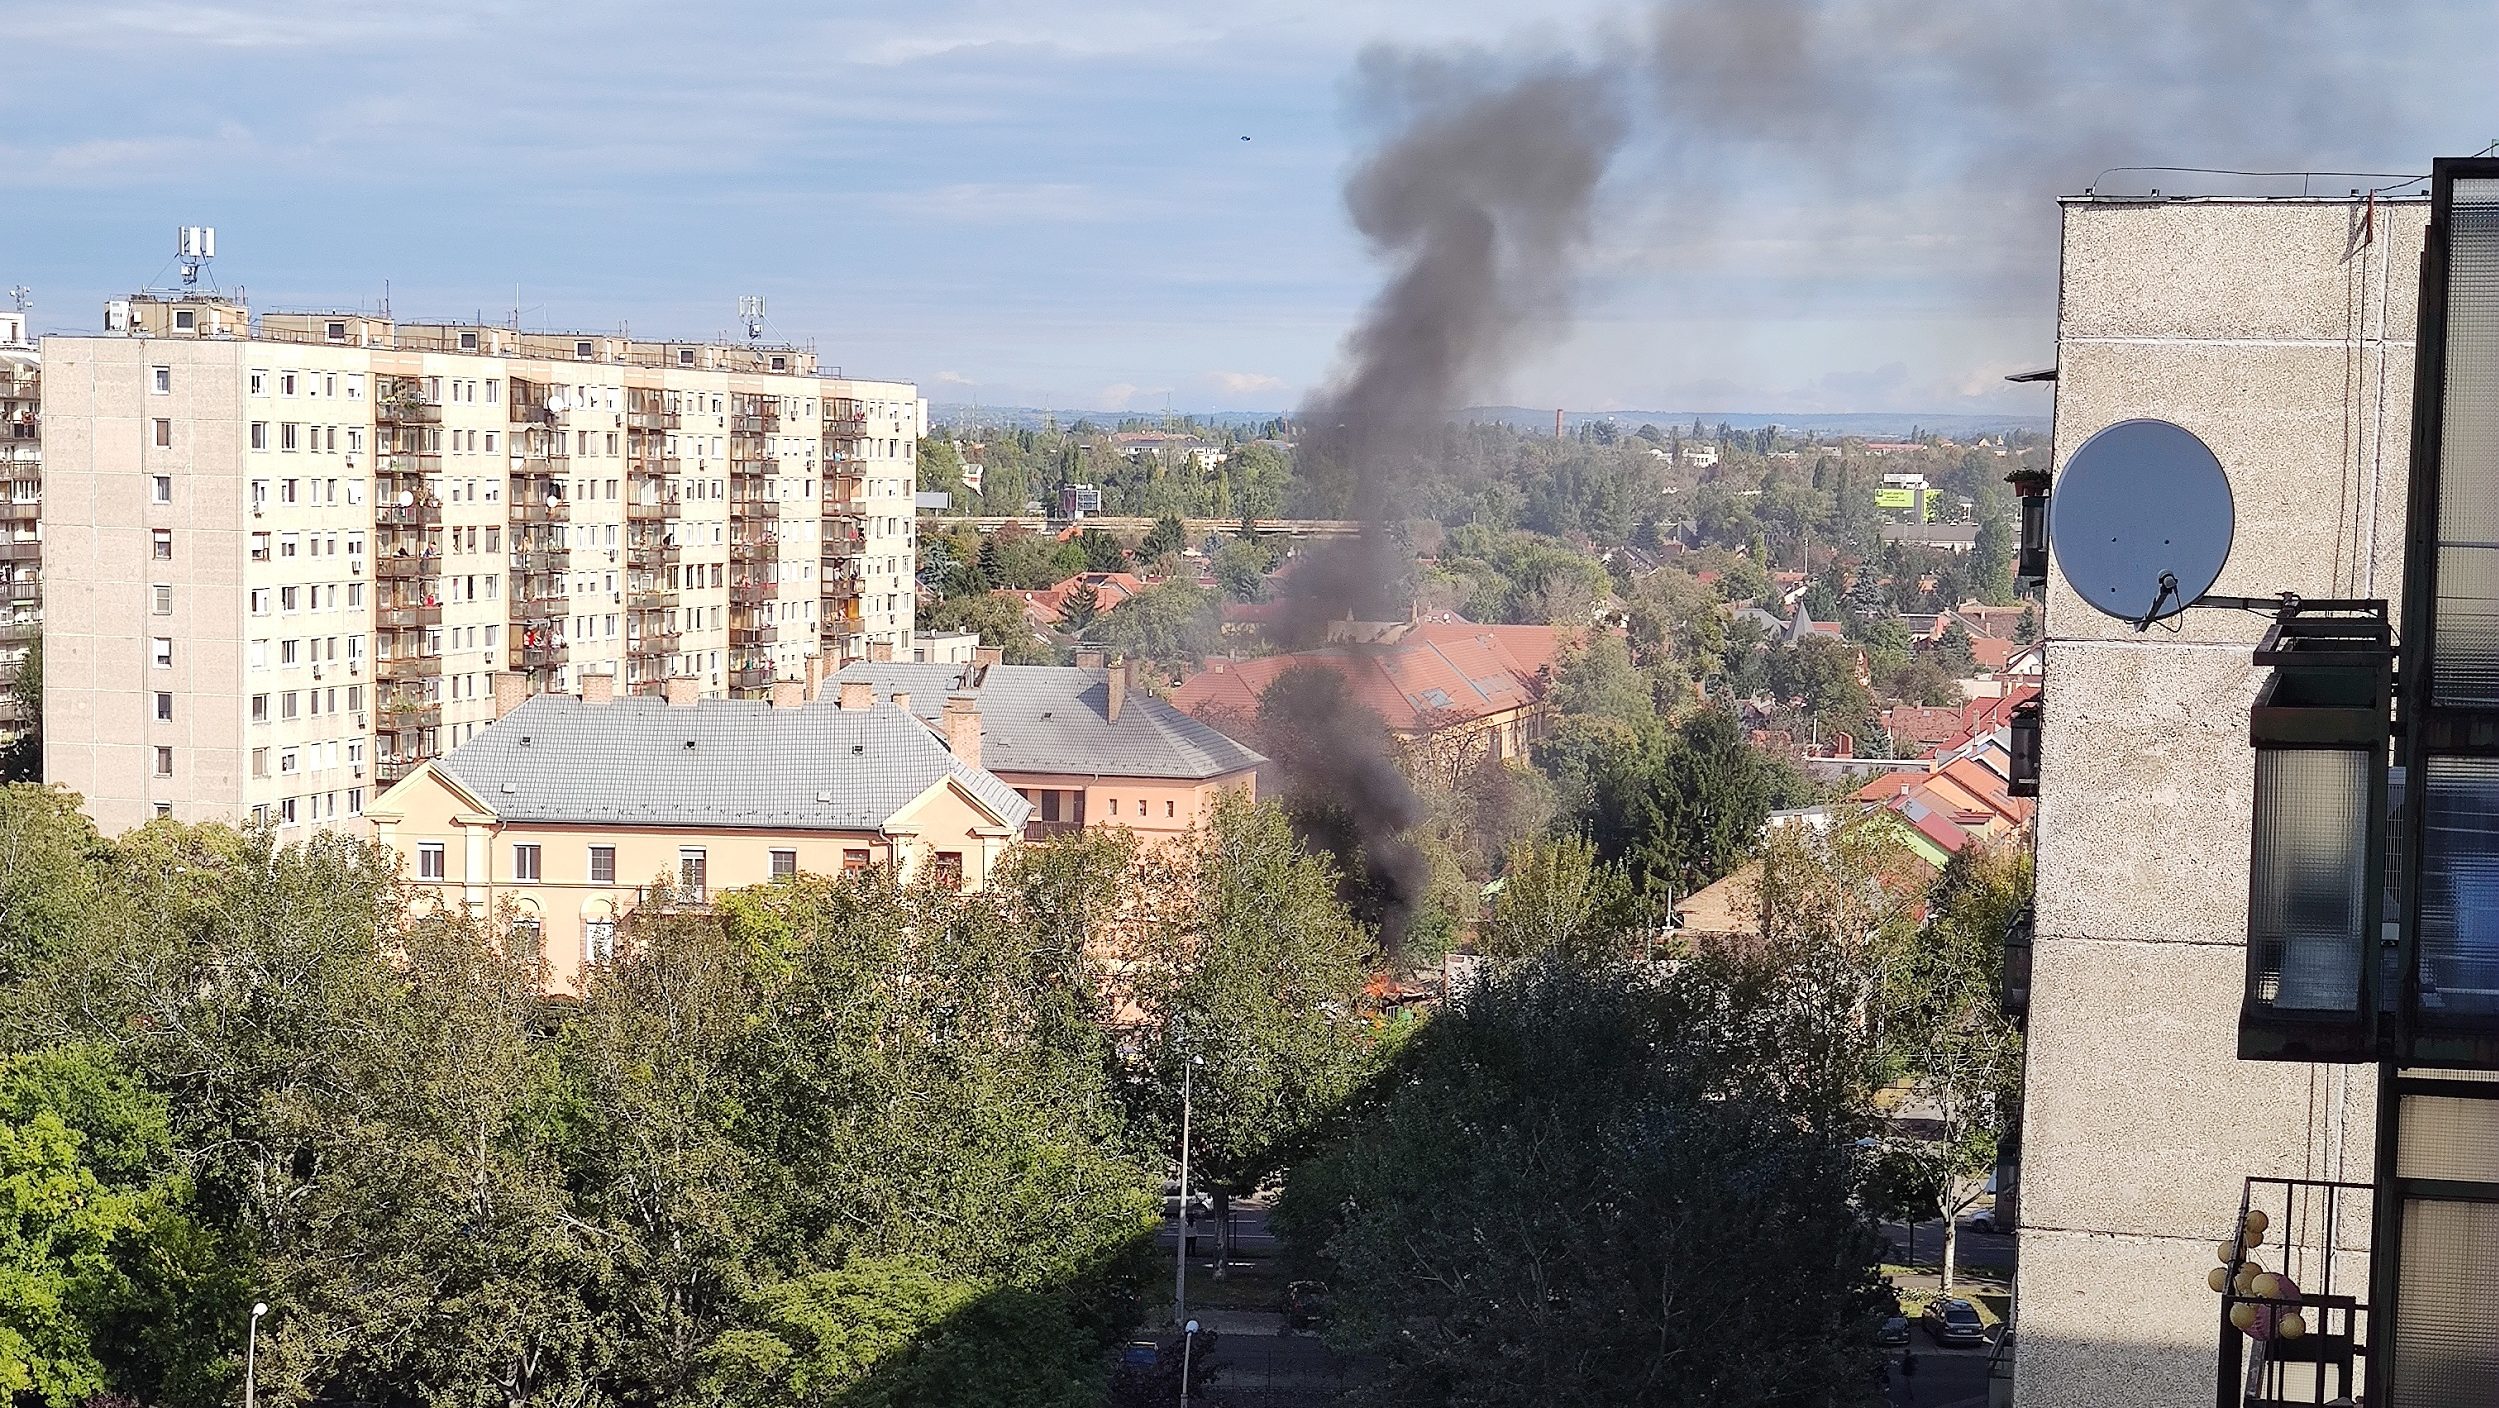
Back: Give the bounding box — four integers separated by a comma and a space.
366, 672, 1030, 993
835, 649, 1262, 840
1172, 620, 1573, 765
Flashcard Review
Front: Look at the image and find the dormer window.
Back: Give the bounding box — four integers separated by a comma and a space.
326, 320, 347, 342
459, 331, 479, 351
575, 340, 595, 360
173, 309, 196, 331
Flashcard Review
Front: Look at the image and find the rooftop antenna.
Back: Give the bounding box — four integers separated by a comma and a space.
739, 295, 767, 343
6, 287, 28, 314
176, 226, 216, 288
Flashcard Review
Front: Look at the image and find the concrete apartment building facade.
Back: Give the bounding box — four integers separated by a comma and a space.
39, 292, 924, 834
2016, 195, 2422, 1406
0, 307, 39, 728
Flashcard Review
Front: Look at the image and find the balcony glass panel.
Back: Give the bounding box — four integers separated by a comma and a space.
2390, 1200, 2499, 1406
2396, 1087, 2499, 1182
2418, 756, 2499, 1021
2434, 179, 2499, 706
2248, 747, 2370, 1013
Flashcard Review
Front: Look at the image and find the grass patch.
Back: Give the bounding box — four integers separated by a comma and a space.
1881, 1267, 2008, 1328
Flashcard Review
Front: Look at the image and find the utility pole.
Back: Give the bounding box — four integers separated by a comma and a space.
1173, 1053, 1201, 1328
245, 1301, 269, 1408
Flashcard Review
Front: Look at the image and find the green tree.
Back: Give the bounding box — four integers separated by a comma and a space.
1548, 633, 1652, 730
1125, 796, 1379, 1272
1086, 581, 1219, 664
926, 592, 1056, 664
1058, 581, 1104, 634
1883, 842, 2032, 1290
1578, 707, 1797, 901
1, 642, 40, 782
1478, 834, 1634, 963
1075, 527, 1129, 575
1138, 515, 1186, 565
1272, 955, 1889, 1407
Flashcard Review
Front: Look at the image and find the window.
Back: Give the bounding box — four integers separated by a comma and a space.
1107, 798, 1118, 817
152, 530, 172, 560
250, 693, 268, 722
152, 419, 171, 449
843, 848, 871, 874
575, 340, 594, 359
584, 919, 616, 965
279, 372, 296, 396
250, 532, 270, 561
279, 747, 298, 774
250, 422, 267, 450
770, 849, 797, 879
588, 845, 616, 884
153, 746, 172, 777
514, 843, 541, 882
280, 798, 297, 826
678, 847, 707, 900
1166, 799, 1177, 819
151, 367, 170, 394
932, 851, 965, 892
326, 320, 347, 341
151, 637, 172, 669
280, 423, 298, 451
250, 747, 268, 778
155, 692, 172, 722
417, 843, 445, 880
152, 584, 172, 615
173, 309, 195, 330
249, 370, 266, 395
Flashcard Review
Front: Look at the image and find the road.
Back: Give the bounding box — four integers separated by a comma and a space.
1884, 1216, 2016, 1273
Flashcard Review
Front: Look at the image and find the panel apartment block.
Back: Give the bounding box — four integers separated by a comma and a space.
41, 295, 922, 835
2014, 196, 2422, 1407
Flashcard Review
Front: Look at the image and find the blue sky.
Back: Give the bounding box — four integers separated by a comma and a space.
0, 1, 2479, 417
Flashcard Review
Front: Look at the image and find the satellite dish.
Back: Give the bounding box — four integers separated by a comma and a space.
397, 490, 414, 507
2050, 418, 2235, 625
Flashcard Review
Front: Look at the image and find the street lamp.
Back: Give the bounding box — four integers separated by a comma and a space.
245, 1301, 270, 1408
1173, 1052, 1204, 1329
1179, 1318, 1201, 1408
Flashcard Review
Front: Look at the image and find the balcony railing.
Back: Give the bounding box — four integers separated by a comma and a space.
729, 539, 779, 564
2, 581, 39, 604
731, 625, 779, 647
376, 398, 441, 426
508, 549, 571, 574
376, 702, 442, 733
375, 602, 442, 629
1023, 819, 1085, 841
730, 580, 775, 606
2215, 1176, 2371, 1408
0, 541, 39, 564
376, 553, 442, 581
518, 643, 570, 670
375, 501, 443, 528
512, 499, 572, 525
0, 499, 39, 522
627, 588, 671, 611
627, 541, 681, 566
376, 654, 442, 683
627, 500, 682, 523
728, 665, 773, 691
374, 757, 426, 786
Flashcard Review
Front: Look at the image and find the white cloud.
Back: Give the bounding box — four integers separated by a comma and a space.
1095, 382, 1145, 410
934, 370, 976, 386
1208, 370, 1288, 397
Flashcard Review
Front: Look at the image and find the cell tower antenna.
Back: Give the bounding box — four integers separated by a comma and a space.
739, 295, 767, 343
6, 287, 29, 314
176, 226, 216, 287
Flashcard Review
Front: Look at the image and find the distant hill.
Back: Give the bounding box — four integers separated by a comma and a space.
930, 403, 2050, 438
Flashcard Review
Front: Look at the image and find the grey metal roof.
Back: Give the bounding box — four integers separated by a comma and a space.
432, 695, 1030, 832
833, 662, 1265, 782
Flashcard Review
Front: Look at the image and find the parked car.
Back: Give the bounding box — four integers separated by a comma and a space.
1876, 1313, 1912, 1346
1284, 1280, 1330, 1331
1160, 1180, 1213, 1222
1920, 1298, 1990, 1347
1964, 1208, 2003, 1235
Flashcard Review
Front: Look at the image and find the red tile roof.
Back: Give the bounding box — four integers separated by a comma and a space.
1171, 622, 1580, 733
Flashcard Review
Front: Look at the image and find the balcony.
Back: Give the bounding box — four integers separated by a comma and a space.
627, 500, 682, 523
2, 581, 39, 605
627, 409, 680, 431
631, 632, 681, 656
627, 540, 681, 567
729, 539, 779, 564
728, 665, 772, 691
1023, 819, 1085, 842
518, 643, 569, 670
0, 541, 39, 564
627, 588, 672, 611
377, 452, 442, 476
731, 625, 779, 647
374, 501, 442, 528
376, 552, 442, 582
374, 757, 427, 786
376, 398, 441, 426
730, 580, 775, 606
376, 702, 442, 733
512, 499, 572, 525
0, 499, 39, 523
2214, 1176, 2370, 1408
376, 653, 442, 683
375, 602, 442, 630
508, 549, 571, 574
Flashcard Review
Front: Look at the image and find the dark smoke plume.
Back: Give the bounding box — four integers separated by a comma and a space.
1277, 1, 2438, 945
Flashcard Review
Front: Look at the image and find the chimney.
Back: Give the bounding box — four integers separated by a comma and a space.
662, 676, 700, 708
837, 679, 874, 712
890, 690, 911, 716
868, 639, 894, 663
975, 645, 1003, 669
491, 671, 530, 720
581, 671, 615, 706
1076, 647, 1106, 671
942, 692, 981, 769
805, 653, 827, 697
1107, 657, 1129, 723
770, 679, 805, 710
